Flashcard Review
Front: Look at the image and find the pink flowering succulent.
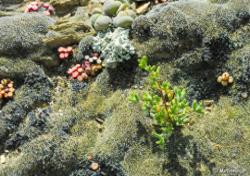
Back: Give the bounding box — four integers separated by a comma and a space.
84, 52, 102, 64
58, 47, 73, 60
67, 60, 103, 82
25, 1, 54, 16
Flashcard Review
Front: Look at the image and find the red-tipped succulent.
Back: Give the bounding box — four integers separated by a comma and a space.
25, 1, 54, 16
58, 47, 73, 60
67, 62, 89, 81
67, 60, 103, 82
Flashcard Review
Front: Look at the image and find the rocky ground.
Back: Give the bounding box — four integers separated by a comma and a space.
0, 0, 249, 176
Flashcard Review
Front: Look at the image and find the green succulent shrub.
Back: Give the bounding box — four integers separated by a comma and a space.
129, 56, 204, 148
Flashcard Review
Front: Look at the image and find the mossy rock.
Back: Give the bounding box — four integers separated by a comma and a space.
43, 15, 93, 48
0, 57, 38, 80
50, 0, 80, 16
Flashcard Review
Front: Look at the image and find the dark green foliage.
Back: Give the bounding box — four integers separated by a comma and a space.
129, 56, 203, 147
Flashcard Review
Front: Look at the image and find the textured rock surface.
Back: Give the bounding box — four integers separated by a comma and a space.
43, 8, 93, 48
0, 0, 249, 176
0, 13, 55, 57
50, 0, 89, 16
132, 0, 250, 100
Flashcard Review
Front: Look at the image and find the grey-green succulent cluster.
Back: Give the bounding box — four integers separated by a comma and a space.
92, 27, 135, 68
90, 0, 136, 31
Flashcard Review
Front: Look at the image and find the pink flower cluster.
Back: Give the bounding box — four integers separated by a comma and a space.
58, 47, 73, 60
67, 60, 103, 81
25, 1, 54, 16
84, 52, 102, 64
67, 61, 91, 81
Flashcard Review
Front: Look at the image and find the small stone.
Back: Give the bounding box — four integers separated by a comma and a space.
205, 106, 212, 112
203, 100, 214, 107
241, 92, 248, 99
136, 2, 150, 14
0, 155, 6, 164
96, 117, 104, 124
90, 162, 99, 171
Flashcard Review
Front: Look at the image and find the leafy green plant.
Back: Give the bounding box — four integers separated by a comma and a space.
129, 56, 204, 148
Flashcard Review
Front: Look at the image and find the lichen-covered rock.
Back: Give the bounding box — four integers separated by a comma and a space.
0, 13, 55, 57
0, 72, 249, 176
0, 0, 249, 176
226, 45, 250, 100
49, 0, 81, 16
132, 0, 250, 99
0, 0, 23, 5
0, 58, 38, 80
0, 69, 52, 151
43, 12, 93, 48
75, 36, 96, 61
92, 27, 135, 68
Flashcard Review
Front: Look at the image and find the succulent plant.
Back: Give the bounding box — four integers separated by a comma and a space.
103, 0, 122, 17
217, 72, 234, 86
0, 79, 15, 100
117, 9, 137, 18
113, 16, 134, 28
24, 1, 55, 16
58, 46, 73, 60
129, 56, 204, 148
93, 15, 113, 31
90, 13, 102, 26
88, 0, 136, 31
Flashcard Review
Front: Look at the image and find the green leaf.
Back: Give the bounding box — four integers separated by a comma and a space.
128, 92, 139, 103
192, 100, 204, 113
138, 56, 148, 70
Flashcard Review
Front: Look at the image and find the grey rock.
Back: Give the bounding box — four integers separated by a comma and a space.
0, 13, 55, 57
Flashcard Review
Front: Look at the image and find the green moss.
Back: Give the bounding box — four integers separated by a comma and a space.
182, 97, 250, 175
63, 120, 99, 160
0, 57, 38, 79
92, 95, 149, 160
122, 144, 164, 176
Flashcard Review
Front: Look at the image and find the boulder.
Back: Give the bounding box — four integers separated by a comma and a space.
50, 0, 80, 16
43, 13, 93, 48
132, 0, 250, 99
0, 13, 55, 57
